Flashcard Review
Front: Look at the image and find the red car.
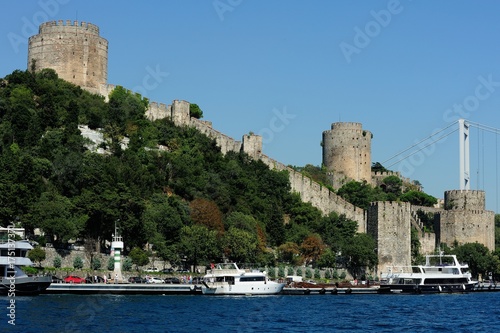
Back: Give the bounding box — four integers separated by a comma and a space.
64, 275, 86, 284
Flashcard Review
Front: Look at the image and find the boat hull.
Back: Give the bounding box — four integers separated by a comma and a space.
201, 282, 285, 295
379, 282, 475, 294
0, 276, 52, 296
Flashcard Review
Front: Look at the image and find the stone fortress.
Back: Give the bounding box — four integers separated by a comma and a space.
27, 21, 495, 275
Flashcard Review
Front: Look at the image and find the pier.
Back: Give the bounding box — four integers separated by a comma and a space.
44, 283, 202, 295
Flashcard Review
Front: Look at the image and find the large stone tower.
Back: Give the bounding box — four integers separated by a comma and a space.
437, 190, 495, 251
367, 201, 412, 275
322, 122, 372, 188
28, 20, 108, 94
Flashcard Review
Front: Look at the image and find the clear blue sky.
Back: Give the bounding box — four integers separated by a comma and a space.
2, 0, 500, 212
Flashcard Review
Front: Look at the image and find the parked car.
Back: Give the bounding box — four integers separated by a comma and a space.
144, 267, 159, 273
85, 276, 105, 284
147, 277, 165, 284
64, 275, 85, 284
128, 276, 146, 283
164, 277, 181, 284
176, 268, 190, 273
161, 268, 174, 274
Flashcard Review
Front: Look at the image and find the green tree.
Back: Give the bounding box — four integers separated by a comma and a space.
73, 256, 84, 269
107, 256, 115, 270
30, 191, 87, 245
223, 227, 258, 263
128, 247, 150, 270
371, 162, 389, 173
342, 233, 378, 279
27, 246, 46, 267
179, 224, 219, 268
53, 256, 62, 268
337, 180, 377, 210
316, 248, 337, 269
400, 191, 437, 207
453, 242, 494, 279
380, 175, 402, 200
189, 103, 203, 119
91, 257, 101, 270
277, 242, 302, 265
123, 257, 133, 271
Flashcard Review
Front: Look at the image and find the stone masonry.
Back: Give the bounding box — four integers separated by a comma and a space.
28, 20, 108, 94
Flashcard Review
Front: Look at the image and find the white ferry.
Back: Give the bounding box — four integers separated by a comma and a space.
0, 240, 52, 295
380, 254, 476, 294
201, 263, 285, 295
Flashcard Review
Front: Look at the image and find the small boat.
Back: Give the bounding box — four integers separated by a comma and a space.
0, 240, 52, 295
380, 254, 476, 294
201, 263, 285, 295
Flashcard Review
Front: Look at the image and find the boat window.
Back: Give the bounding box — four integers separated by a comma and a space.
423, 278, 469, 284
240, 276, 265, 282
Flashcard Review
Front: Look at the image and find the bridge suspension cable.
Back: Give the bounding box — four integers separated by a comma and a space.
381, 121, 458, 169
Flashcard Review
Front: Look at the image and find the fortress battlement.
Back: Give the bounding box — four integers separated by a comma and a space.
330, 122, 363, 130
39, 20, 100, 34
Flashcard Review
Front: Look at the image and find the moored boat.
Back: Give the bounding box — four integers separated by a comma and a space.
380, 254, 476, 294
201, 263, 285, 295
0, 240, 52, 295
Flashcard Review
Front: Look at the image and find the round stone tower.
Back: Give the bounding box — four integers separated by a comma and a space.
28, 20, 108, 93
322, 122, 372, 188
439, 190, 494, 251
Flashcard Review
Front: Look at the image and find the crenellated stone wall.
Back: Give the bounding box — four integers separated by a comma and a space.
438, 190, 495, 250
367, 201, 412, 274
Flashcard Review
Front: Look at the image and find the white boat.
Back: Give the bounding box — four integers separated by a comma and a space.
0, 240, 52, 295
201, 263, 285, 295
380, 254, 476, 294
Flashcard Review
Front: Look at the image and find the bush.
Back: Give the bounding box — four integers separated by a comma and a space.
324, 269, 332, 279
314, 268, 321, 279
107, 256, 114, 270
286, 267, 294, 276
296, 267, 302, 277
91, 258, 101, 270
123, 257, 132, 271
53, 256, 62, 268
267, 267, 276, 279
278, 266, 285, 278
305, 268, 312, 279
73, 256, 83, 269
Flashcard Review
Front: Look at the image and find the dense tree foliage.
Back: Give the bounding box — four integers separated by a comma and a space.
0, 69, 379, 272
337, 177, 437, 209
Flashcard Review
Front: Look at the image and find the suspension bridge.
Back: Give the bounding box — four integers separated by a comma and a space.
381, 119, 500, 212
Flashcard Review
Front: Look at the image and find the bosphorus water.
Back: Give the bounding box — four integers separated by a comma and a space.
2, 292, 500, 332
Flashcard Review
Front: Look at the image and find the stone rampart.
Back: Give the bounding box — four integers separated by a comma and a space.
259, 154, 366, 232
438, 209, 495, 250
367, 201, 412, 274
444, 190, 485, 211
39, 20, 100, 35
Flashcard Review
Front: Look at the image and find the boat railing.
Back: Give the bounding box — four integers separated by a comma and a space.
207, 268, 244, 276
383, 265, 423, 277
